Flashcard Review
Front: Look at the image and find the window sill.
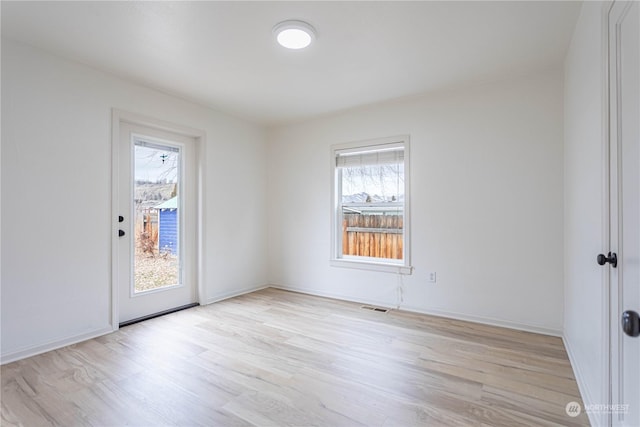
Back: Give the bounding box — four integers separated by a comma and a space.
330, 259, 413, 275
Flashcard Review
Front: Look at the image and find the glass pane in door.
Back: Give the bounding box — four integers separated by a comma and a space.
133, 139, 181, 293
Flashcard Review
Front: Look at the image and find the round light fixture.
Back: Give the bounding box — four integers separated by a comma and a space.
273, 20, 316, 49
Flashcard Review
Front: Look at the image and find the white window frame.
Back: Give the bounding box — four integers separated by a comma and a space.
330, 135, 412, 274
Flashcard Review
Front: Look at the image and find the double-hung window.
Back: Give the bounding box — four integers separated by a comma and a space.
331, 136, 412, 274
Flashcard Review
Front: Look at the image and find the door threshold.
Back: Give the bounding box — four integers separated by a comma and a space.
119, 302, 199, 328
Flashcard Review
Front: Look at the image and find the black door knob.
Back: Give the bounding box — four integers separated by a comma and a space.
118, 215, 124, 223
119, 229, 125, 237
597, 252, 617, 268
621, 310, 640, 337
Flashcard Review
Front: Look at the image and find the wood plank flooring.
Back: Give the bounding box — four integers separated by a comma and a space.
1, 288, 590, 426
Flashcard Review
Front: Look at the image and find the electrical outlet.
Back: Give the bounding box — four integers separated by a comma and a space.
428, 272, 437, 283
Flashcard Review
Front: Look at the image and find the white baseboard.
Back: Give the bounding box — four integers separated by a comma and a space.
203, 284, 270, 305
402, 304, 563, 337
269, 283, 399, 310
1, 326, 114, 365
269, 284, 562, 337
563, 335, 603, 427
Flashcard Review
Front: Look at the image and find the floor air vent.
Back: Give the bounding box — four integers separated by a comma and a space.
361, 305, 389, 313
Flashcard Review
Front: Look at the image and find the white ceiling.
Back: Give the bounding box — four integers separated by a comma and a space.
1, 1, 581, 126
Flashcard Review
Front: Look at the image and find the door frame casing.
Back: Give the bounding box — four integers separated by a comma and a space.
110, 109, 206, 331
602, 3, 613, 427
603, 1, 640, 426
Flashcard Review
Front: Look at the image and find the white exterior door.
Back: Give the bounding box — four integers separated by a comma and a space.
608, 2, 640, 426
115, 118, 198, 324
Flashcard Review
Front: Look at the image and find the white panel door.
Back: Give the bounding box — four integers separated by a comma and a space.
609, 2, 640, 426
117, 121, 197, 323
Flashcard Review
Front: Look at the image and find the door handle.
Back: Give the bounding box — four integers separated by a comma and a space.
118, 216, 125, 237
622, 310, 640, 337
597, 252, 617, 268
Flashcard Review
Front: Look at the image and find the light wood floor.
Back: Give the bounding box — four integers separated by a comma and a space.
2, 288, 590, 426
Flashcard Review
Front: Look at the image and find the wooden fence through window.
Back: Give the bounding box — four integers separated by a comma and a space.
135, 209, 159, 253
342, 214, 403, 259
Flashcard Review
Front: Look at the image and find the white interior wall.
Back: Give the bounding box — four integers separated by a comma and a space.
0, 39, 269, 362
267, 70, 565, 334
563, 2, 607, 425
2, 24, 586, 365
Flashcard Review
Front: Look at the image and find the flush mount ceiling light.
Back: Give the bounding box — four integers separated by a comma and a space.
273, 20, 316, 49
